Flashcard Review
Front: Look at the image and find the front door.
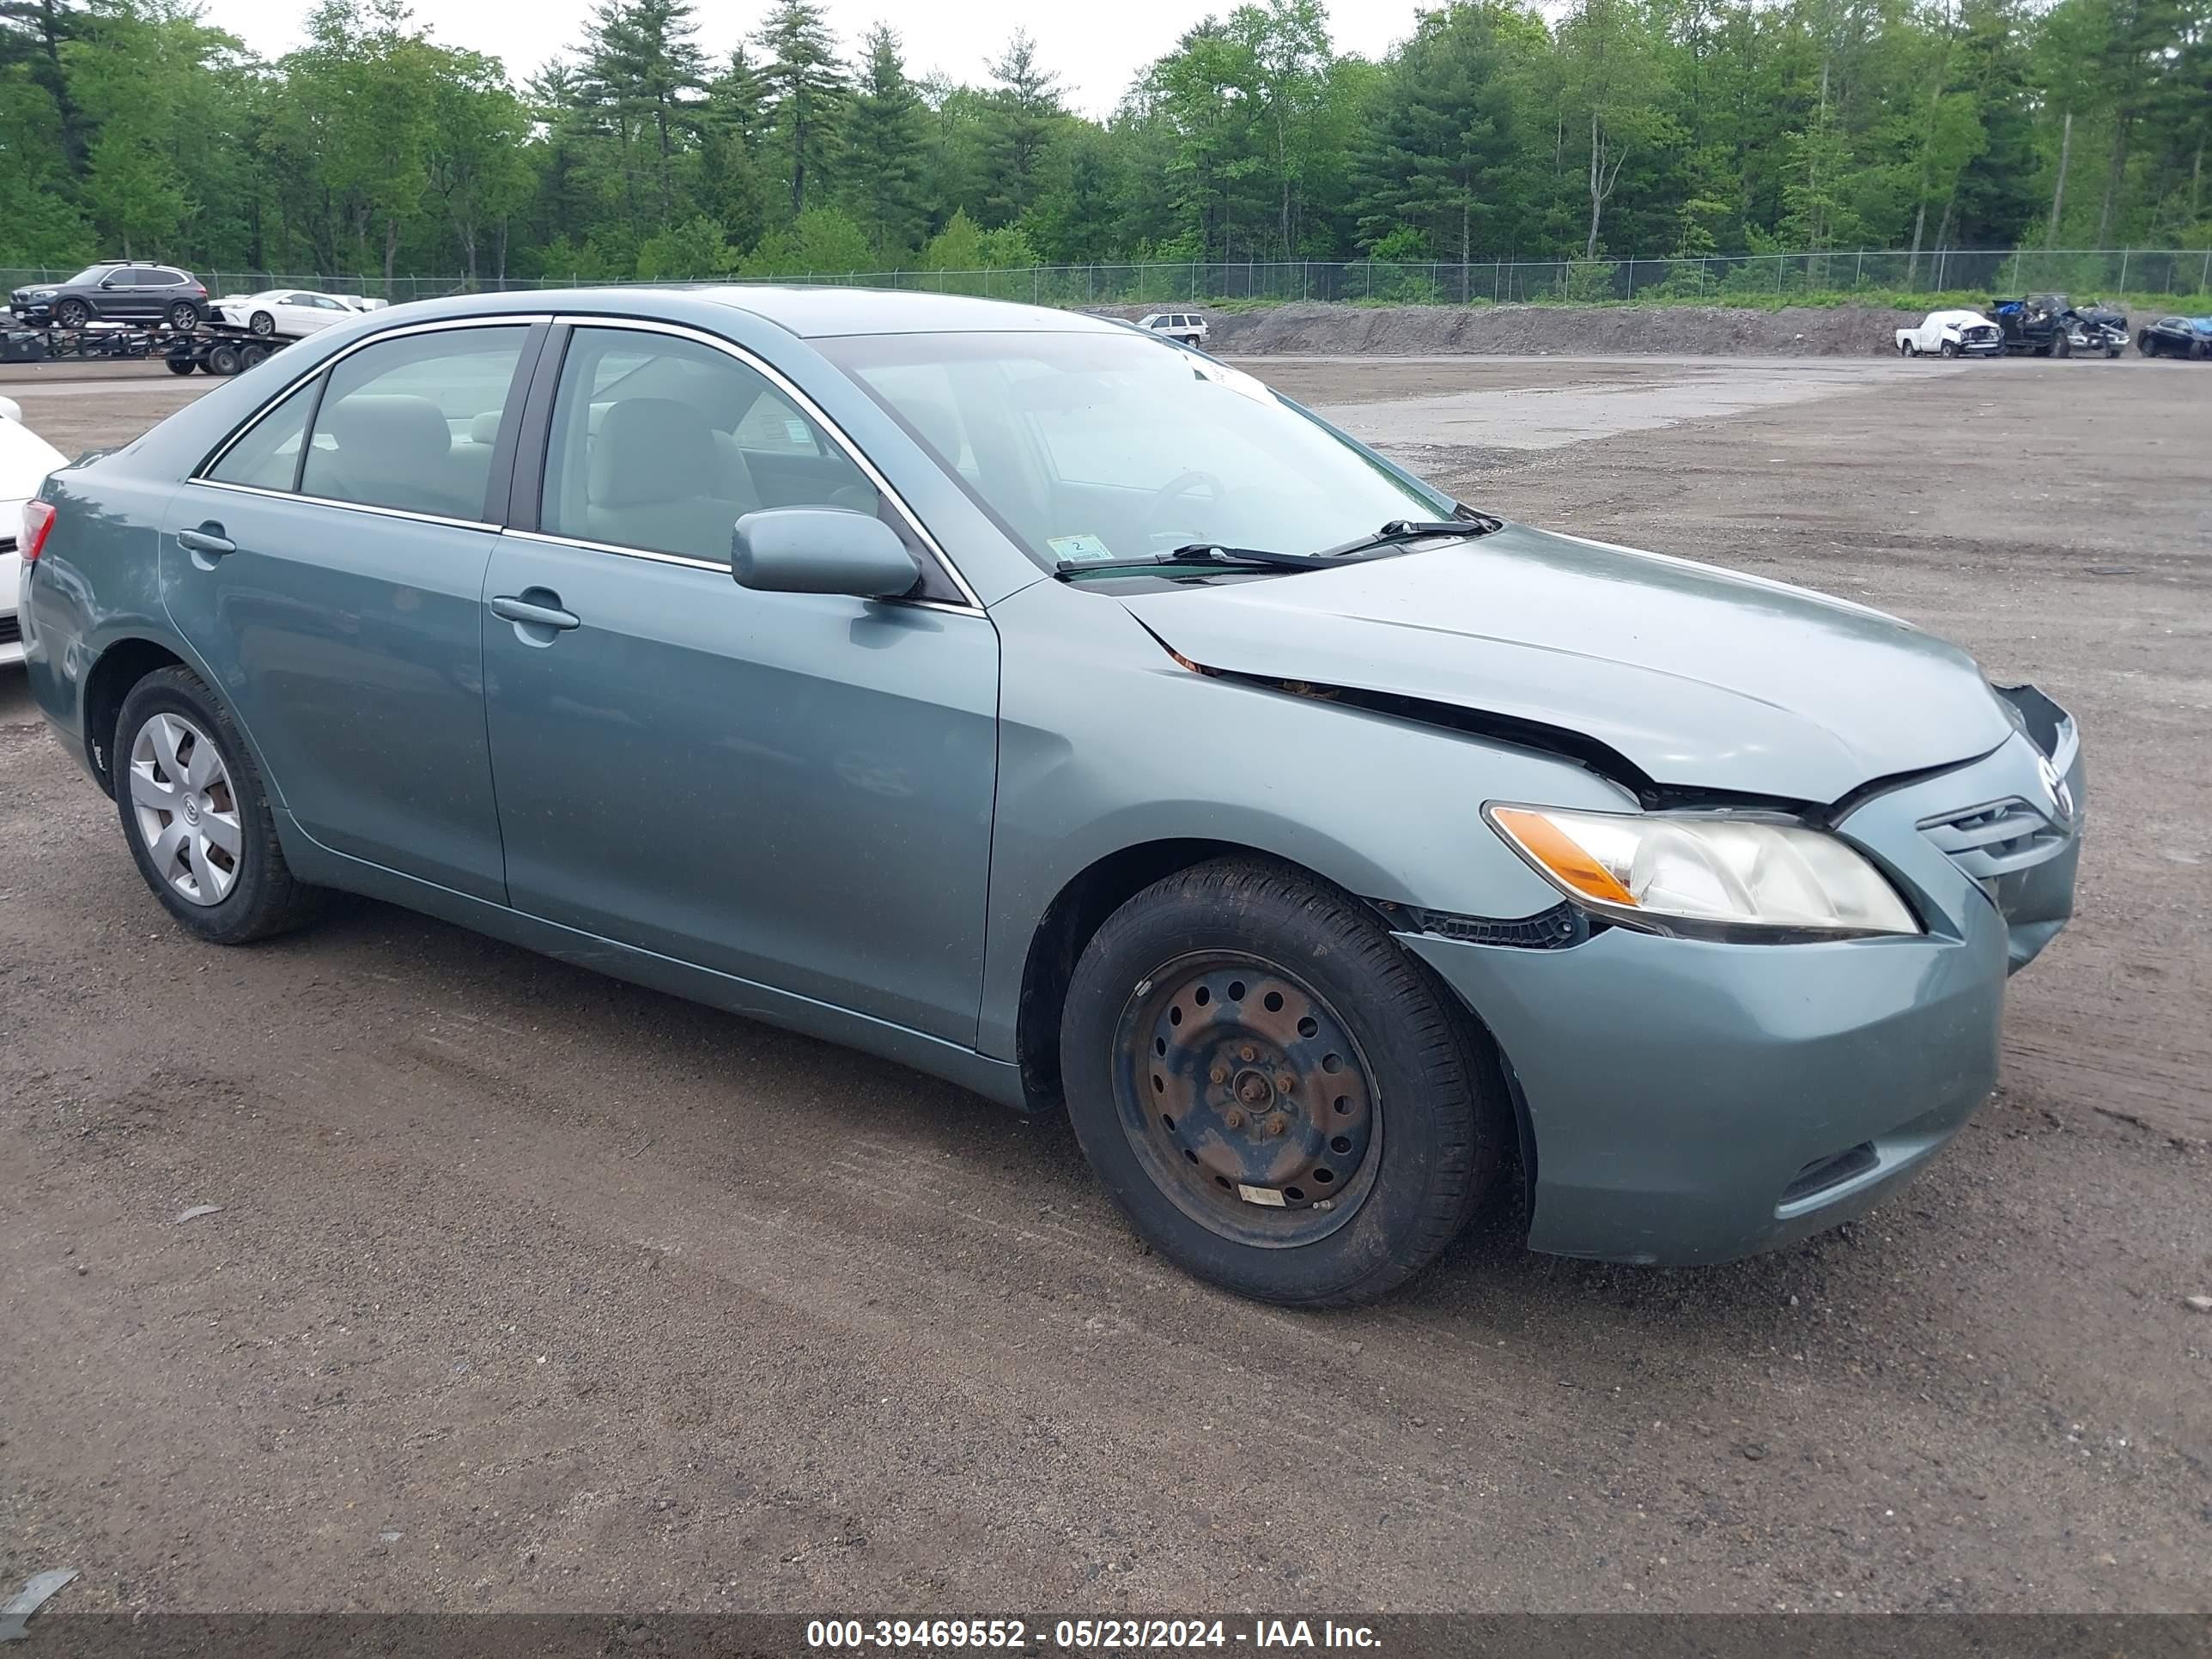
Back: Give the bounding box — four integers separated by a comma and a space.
481, 322, 999, 1043
161, 321, 539, 901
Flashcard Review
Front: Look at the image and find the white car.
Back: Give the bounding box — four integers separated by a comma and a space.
212, 289, 386, 338
1137, 311, 1209, 347
1, 397, 67, 667
1894, 308, 2003, 358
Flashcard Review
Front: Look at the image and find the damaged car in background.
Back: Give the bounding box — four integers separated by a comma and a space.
1894, 308, 2003, 357
15, 288, 2085, 1304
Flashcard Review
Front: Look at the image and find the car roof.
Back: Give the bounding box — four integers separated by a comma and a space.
692, 285, 1126, 338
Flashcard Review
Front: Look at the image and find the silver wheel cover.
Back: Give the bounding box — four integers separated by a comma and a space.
128, 712, 242, 906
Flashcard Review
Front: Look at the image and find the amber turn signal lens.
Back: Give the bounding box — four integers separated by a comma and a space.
1489, 806, 1637, 908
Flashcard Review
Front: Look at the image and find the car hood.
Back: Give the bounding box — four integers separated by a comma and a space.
1115, 523, 2013, 804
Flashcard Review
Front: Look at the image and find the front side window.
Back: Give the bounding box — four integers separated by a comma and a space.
539, 326, 879, 565
298, 325, 528, 520
821, 329, 1451, 573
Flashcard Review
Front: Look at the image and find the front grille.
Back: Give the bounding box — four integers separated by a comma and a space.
1963, 327, 1999, 343
0, 535, 15, 554
1919, 798, 2067, 882
0, 615, 20, 647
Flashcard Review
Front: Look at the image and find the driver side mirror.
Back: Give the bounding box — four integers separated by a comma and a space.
732, 507, 921, 600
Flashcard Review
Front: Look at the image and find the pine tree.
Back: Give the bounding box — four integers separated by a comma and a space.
752, 0, 845, 219
841, 24, 925, 255
980, 28, 1064, 227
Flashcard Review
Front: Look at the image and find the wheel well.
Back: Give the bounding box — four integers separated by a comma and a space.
1015, 839, 1282, 1109
82, 638, 186, 794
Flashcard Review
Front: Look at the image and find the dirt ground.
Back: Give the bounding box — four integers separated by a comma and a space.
1100, 301, 1952, 356
1, 351, 2208, 1618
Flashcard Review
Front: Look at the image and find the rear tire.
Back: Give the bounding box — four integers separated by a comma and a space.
1059, 858, 1504, 1305
2054, 333, 2071, 358
239, 342, 270, 370
1900, 338, 1918, 356
166, 299, 203, 330
165, 355, 197, 375
112, 666, 325, 945
205, 342, 243, 375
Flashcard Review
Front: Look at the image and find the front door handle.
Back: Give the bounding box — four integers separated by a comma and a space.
178, 525, 235, 564
490, 592, 580, 633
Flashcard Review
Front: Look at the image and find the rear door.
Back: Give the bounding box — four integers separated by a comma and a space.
480, 320, 1000, 1042
161, 319, 543, 901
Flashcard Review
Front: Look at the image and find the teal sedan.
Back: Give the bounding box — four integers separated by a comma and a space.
16, 289, 2084, 1304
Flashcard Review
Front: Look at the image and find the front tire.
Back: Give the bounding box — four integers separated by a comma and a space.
1939, 338, 1958, 358
2054, 332, 2071, 358
112, 667, 325, 945
1060, 859, 1504, 1305
2137, 332, 2155, 356
53, 297, 91, 329
249, 310, 276, 337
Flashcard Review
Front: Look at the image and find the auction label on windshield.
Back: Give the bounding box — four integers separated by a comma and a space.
1048, 533, 1116, 562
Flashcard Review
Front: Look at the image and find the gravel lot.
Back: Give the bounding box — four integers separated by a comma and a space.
1, 350, 2207, 1616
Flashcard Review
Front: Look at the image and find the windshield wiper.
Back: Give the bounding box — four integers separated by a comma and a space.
1054, 544, 1339, 579
1320, 514, 1503, 559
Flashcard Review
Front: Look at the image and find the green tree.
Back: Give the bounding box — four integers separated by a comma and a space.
841, 25, 925, 256
979, 28, 1066, 226
753, 0, 844, 218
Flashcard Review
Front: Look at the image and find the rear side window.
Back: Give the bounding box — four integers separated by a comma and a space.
206, 376, 319, 491
298, 326, 528, 520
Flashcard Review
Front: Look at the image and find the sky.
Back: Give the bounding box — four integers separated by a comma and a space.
190, 0, 1435, 117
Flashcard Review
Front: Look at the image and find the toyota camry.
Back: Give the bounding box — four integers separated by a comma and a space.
16, 288, 2085, 1304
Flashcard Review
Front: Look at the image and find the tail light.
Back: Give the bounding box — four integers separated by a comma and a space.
21, 498, 57, 563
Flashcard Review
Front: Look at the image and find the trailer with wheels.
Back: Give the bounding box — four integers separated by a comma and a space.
0, 319, 289, 376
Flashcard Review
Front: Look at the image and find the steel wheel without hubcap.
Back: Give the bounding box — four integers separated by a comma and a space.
129, 712, 243, 905
1115, 952, 1382, 1248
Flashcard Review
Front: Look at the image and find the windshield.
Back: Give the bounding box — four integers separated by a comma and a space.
818, 329, 1455, 572
65, 266, 117, 286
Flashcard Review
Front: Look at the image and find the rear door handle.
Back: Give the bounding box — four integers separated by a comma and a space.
178, 525, 235, 560
490, 593, 580, 631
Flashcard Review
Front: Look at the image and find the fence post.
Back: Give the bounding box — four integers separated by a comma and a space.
2118, 247, 2129, 296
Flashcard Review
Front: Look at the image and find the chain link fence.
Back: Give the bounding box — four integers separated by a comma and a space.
9, 248, 2211, 309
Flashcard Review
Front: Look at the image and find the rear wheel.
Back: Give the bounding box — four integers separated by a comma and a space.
112, 667, 325, 945
53, 297, 91, 329
238, 342, 270, 370
165, 355, 197, 375
1059, 858, 1504, 1305
205, 342, 243, 375
1900, 338, 1918, 356
2053, 332, 2071, 358
166, 299, 203, 330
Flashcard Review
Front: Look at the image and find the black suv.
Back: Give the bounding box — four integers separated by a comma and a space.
9, 261, 209, 330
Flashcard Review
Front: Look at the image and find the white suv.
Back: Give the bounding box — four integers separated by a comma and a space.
1137, 311, 1209, 347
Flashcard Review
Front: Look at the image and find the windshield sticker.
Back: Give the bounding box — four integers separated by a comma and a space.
1048, 533, 1116, 563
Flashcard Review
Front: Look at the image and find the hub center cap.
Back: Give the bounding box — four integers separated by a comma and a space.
181, 794, 201, 823
1233, 1068, 1273, 1108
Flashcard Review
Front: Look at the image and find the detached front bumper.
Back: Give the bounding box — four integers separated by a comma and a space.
1401, 690, 2084, 1266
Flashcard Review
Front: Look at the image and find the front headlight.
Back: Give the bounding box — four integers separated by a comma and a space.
32, 289, 56, 300
1486, 805, 1920, 940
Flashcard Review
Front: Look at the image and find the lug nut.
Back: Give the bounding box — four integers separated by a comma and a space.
1224, 1109, 1245, 1129
1239, 1044, 1256, 1062
1266, 1113, 1289, 1137
1209, 1065, 1227, 1085
1276, 1071, 1296, 1092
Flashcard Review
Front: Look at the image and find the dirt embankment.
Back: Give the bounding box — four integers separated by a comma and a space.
1094, 301, 1923, 357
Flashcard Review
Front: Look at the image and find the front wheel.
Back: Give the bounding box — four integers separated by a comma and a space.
53, 297, 91, 329
249, 310, 276, 336
1939, 338, 1958, 358
112, 667, 325, 945
2053, 333, 2071, 358
1060, 859, 1504, 1304
2137, 333, 2156, 356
